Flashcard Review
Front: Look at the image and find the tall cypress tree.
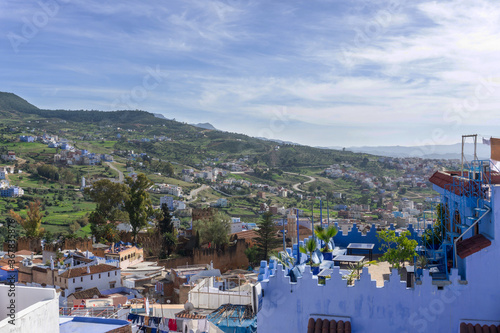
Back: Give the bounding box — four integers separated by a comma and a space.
255, 211, 281, 261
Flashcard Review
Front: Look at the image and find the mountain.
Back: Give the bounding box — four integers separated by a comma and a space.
153, 113, 167, 120
191, 122, 217, 130
0, 91, 39, 113
1, 92, 379, 171
335, 143, 490, 160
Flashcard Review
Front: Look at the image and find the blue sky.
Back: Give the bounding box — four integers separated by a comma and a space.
2, 0, 500, 147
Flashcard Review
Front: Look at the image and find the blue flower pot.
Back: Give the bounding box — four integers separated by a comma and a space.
311, 266, 320, 275
322, 252, 333, 260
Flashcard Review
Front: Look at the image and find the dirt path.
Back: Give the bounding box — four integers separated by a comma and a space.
105, 162, 124, 182
283, 171, 316, 192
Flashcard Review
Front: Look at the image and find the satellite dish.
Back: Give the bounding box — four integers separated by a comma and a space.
184, 302, 194, 313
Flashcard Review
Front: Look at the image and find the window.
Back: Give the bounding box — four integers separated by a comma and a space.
109, 282, 115, 289
81, 277, 83, 282
99, 274, 101, 279
108, 272, 110, 277
91, 275, 93, 280
73, 278, 75, 283
115, 271, 117, 276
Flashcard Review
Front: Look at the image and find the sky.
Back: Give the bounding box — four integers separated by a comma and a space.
1, 0, 500, 147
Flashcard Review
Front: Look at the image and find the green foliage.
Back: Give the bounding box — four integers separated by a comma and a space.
377, 230, 417, 269
157, 204, 176, 258
422, 204, 444, 247
299, 237, 319, 266
193, 212, 231, 249
245, 246, 259, 267
270, 250, 294, 269
85, 179, 129, 242
314, 225, 338, 252
124, 173, 154, 243
255, 211, 281, 261
9, 200, 45, 238
344, 260, 378, 285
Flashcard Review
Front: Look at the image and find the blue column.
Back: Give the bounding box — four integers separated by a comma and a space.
320, 199, 323, 228
296, 208, 300, 264
283, 218, 286, 251
327, 200, 330, 226
311, 200, 314, 240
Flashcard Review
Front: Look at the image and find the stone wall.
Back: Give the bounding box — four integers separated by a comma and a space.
158, 239, 249, 272
4, 237, 93, 254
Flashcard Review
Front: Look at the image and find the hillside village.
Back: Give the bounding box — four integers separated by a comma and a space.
0, 95, 498, 333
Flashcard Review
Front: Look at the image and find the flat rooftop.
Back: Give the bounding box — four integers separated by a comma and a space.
59, 316, 130, 333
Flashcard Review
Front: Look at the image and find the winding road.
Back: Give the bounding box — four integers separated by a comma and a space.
105, 162, 124, 182
185, 184, 209, 202
284, 171, 316, 192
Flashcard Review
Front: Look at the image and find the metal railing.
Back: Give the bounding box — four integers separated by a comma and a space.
59, 306, 118, 318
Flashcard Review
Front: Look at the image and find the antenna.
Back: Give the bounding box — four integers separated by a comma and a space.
461, 134, 478, 176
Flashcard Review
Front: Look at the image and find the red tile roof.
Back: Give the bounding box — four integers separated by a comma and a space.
58, 264, 119, 278
175, 310, 207, 319
460, 322, 500, 332
429, 171, 488, 198
456, 234, 492, 259
15, 250, 34, 256
67, 287, 102, 300
430, 170, 500, 194
307, 318, 351, 333
231, 230, 259, 240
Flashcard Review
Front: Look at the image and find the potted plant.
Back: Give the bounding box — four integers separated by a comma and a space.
415, 255, 428, 277
343, 260, 378, 285
300, 238, 321, 275
270, 250, 295, 270
314, 225, 338, 260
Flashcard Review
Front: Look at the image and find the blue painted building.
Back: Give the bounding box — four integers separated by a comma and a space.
0, 266, 18, 283
0, 186, 24, 197
19, 135, 35, 142
257, 161, 500, 332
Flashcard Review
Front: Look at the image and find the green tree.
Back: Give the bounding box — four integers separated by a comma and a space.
193, 212, 231, 249
124, 173, 154, 244
377, 230, 417, 269
9, 200, 45, 238
245, 246, 259, 267
299, 238, 318, 265
85, 179, 129, 242
314, 225, 338, 252
157, 204, 177, 258
255, 212, 281, 261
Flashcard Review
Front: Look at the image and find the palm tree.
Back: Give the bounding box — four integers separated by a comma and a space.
299, 238, 318, 265
344, 260, 378, 285
314, 225, 338, 252
270, 250, 295, 269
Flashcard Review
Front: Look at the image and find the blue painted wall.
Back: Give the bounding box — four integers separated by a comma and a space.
332, 223, 419, 254
257, 187, 500, 333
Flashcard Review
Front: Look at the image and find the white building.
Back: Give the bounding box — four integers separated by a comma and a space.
0, 285, 59, 333
56, 264, 121, 298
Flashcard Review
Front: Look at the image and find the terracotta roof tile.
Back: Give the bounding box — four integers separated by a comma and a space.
231, 230, 259, 240
15, 250, 33, 256
456, 234, 492, 259
175, 310, 206, 319
307, 318, 351, 333
429, 171, 488, 198
460, 322, 500, 333
59, 264, 119, 279
68, 287, 102, 300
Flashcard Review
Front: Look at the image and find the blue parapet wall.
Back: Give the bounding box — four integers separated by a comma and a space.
257, 262, 499, 333
331, 223, 420, 254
